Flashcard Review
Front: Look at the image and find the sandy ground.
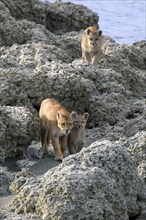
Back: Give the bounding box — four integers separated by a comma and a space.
4, 154, 61, 175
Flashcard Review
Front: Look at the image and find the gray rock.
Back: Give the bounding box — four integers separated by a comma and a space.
0, 106, 39, 162
87, 131, 146, 181
9, 139, 146, 219
0, 166, 14, 196
0, 0, 145, 165
0, 209, 42, 220
119, 131, 146, 182
0, 0, 145, 219
24, 141, 44, 160
137, 209, 146, 220
0, 0, 99, 46
16, 159, 37, 170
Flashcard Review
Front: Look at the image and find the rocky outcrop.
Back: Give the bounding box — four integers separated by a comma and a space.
0, 106, 39, 161
0, 167, 14, 196
0, 0, 98, 46
1, 39, 145, 162
9, 139, 146, 219
121, 131, 146, 182
0, 1, 146, 219
0, 0, 146, 163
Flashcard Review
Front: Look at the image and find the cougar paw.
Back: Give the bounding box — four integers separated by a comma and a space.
55, 156, 63, 161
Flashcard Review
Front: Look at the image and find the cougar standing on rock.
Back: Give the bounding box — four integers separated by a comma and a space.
68, 112, 89, 154
39, 98, 77, 161
81, 26, 102, 66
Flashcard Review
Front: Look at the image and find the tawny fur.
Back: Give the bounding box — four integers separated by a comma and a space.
81, 26, 102, 66
39, 98, 76, 161
68, 112, 89, 154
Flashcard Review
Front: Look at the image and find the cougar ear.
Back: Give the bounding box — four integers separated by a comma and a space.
99, 30, 102, 36
83, 112, 89, 121
87, 28, 91, 35
57, 111, 62, 120
69, 111, 77, 120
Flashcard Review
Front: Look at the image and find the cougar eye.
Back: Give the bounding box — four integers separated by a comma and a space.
62, 123, 65, 127
69, 123, 72, 126
75, 121, 79, 123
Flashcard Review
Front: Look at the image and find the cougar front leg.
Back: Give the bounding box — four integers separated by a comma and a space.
60, 136, 68, 157
40, 123, 47, 149
77, 142, 85, 153
82, 50, 90, 64
68, 142, 77, 155
92, 55, 99, 66
51, 136, 63, 161
46, 130, 50, 147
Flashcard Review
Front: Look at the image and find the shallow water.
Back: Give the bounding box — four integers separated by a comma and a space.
46, 0, 146, 45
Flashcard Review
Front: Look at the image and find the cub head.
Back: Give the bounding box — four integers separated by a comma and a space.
86, 27, 102, 47
57, 111, 77, 135
73, 112, 89, 130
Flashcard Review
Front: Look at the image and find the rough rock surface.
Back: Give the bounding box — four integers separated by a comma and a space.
0, 35, 146, 162
121, 131, 146, 182
0, 167, 14, 196
0, 0, 98, 46
86, 131, 146, 181
8, 140, 146, 220
0, 106, 39, 161
0, 0, 146, 219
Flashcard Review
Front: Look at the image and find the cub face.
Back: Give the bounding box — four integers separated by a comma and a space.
87, 29, 102, 48
73, 113, 89, 130
57, 111, 76, 135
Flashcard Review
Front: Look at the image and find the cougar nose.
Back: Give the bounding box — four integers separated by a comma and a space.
64, 130, 70, 135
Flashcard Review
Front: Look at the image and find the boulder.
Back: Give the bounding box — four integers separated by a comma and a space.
0, 0, 146, 219
0, 210, 41, 220
0, 166, 14, 196
0, 106, 39, 161
9, 139, 146, 219
0, 0, 145, 168
120, 131, 146, 182
0, 0, 99, 46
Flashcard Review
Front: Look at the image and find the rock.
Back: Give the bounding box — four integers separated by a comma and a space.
0, 166, 14, 196
0, 0, 99, 46
86, 97, 146, 144
1, 0, 146, 219
45, 1, 99, 34
0, 210, 42, 220
0, 1, 146, 164
16, 159, 37, 170
1, 0, 47, 26
87, 131, 146, 181
9, 139, 146, 219
0, 106, 39, 162
137, 209, 146, 220
121, 131, 146, 182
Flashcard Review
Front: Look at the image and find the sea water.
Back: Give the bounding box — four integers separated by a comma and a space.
44, 0, 146, 45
